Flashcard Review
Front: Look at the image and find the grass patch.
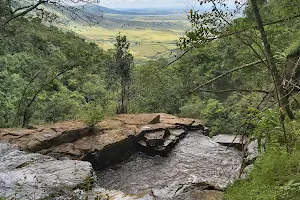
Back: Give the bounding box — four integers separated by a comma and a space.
73, 26, 179, 42
130, 43, 177, 59
224, 148, 300, 200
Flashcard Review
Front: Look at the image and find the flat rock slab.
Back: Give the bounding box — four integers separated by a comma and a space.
0, 143, 94, 200
0, 114, 203, 164
212, 134, 248, 150
0, 121, 90, 152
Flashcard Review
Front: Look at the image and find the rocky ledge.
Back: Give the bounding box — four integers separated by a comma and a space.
0, 113, 203, 169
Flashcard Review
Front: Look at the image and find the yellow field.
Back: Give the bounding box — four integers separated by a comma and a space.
62, 15, 188, 60
130, 43, 178, 59
76, 26, 178, 41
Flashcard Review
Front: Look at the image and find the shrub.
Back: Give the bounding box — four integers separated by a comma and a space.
180, 97, 228, 136
78, 101, 104, 128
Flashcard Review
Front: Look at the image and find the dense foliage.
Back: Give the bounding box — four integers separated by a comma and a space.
0, 15, 114, 127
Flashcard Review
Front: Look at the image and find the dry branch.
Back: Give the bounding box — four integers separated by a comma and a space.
196, 89, 270, 94
189, 59, 266, 93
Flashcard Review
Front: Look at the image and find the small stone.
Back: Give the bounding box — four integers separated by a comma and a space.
245, 139, 262, 164
149, 115, 160, 124
203, 127, 209, 136
27, 124, 37, 129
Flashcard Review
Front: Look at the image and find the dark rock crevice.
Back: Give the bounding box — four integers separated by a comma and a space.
31, 127, 92, 152
82, 136, 139, 169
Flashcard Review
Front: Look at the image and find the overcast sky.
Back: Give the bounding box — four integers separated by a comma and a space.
97, 0, 213, 9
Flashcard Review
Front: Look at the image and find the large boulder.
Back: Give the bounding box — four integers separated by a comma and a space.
0, 143, 94, 200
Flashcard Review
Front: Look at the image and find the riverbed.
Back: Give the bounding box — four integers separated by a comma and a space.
96, 131, 243, 199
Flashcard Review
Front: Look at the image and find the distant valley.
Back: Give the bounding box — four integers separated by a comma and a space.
82, 5, 185, 15
57, 4, 191, 61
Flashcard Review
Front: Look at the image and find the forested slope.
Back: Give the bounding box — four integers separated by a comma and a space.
0, 16, 114, 127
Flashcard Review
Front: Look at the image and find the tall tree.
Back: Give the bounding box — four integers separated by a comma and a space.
110, 33, 134, 114
250, 0, 294, 120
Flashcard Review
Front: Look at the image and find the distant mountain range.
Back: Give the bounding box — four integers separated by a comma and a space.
81, 4, 184, 16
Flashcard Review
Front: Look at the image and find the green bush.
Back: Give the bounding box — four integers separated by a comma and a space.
179, 94, 261, 136
78, 101, 104, 128
250, 109, 300, 152
180, 97, 228, 136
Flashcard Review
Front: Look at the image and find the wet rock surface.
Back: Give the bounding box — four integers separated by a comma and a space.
96, 131, 244, 199
0, 143, 93, 200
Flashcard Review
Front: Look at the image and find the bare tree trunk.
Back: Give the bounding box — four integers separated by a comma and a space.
117, 78, 128, 114
121, 81, 126, 114
250, 0, 294, 120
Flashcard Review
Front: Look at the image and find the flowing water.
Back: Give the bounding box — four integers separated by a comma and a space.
96, 131, 244, 199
